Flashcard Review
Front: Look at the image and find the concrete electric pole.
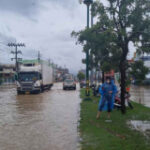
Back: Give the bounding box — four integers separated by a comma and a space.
84, 0, 93, 97
38, 51, 41, 63
8, 43, 25, 74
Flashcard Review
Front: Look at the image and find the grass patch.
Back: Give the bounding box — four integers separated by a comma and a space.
80, 88, 150, 150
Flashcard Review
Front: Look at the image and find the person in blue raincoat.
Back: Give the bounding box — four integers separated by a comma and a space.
96, 77, 117, 119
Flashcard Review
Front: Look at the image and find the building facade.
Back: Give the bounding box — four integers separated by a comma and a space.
135, 55, 150, 79
0, 64, 16, 85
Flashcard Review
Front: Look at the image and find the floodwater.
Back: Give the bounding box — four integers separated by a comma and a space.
0, 83, 81, 150
130, 85, 150, 107
127, 120, 150, 136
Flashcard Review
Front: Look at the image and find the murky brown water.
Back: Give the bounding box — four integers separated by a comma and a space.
130, 85, 150, 107
0, 83, 81, 150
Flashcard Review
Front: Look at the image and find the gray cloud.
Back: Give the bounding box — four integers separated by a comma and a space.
0, 0, 87, 73
0, 33, 15, 44
0, 0, 40, 16
0, 0, 77, 17
48, 0, 77, 8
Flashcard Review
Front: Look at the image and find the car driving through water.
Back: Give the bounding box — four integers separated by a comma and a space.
63, 79, 76, 90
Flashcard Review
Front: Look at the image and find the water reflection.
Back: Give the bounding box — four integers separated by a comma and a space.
127, 120, 150, 136
0, 83, 80, 150
16, 94, 44, 113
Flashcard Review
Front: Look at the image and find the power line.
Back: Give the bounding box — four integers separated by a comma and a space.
8, 42, 25, 73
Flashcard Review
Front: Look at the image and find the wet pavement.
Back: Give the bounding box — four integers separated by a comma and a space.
0, 83, 81, 150
130, 85, 150, 107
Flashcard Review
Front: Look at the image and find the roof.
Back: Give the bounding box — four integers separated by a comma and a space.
0, 64, 15, 68
20, 59, 53, 67
20, 59, 40, 64
128, 59, 134, 63
140, 56, 150, 61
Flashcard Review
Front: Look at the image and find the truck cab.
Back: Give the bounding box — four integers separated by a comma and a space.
17, 63, 42, 94
17, 60, 53, 94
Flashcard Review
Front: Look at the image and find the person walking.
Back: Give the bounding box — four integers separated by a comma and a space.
96, 77, 117, 119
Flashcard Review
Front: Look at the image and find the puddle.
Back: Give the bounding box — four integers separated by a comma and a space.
127, 120, 150, 136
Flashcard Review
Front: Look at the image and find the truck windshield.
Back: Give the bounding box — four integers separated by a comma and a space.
65, 80, 74, 83
18, 72, 40, 82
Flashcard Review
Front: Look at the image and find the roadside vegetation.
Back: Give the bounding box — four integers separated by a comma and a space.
77, 72, 85, 82
80, 89, 150, 150
72, 0, 150, 113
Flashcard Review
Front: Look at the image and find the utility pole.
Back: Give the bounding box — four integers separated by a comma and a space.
90, 3, 94, 85
38, 51, 41, 63
48, 58, 51, 66
84, 0, 93, 97
8, 43, 25, 74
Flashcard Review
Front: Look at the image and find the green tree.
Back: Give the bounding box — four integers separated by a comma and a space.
130, 60, 149, 84
93, 0, 150, 113
72, 0, 150, 113
72, 19, 120, 82
77, 72, 85, 81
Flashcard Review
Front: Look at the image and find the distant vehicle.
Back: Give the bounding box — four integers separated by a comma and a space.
63, 79, 76, 90
17, 60, 53, 94
80, 80, 86, 88
64, 74, 74, 80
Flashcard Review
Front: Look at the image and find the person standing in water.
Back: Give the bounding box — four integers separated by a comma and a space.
96, 77, 117, 119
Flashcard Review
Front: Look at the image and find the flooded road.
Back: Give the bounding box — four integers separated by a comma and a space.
130, 85, 150, 107
0, 83, 81, 150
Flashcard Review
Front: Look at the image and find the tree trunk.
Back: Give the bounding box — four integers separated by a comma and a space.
120, 61, 126, 114
119, 43, 129, 114
95, 70, 96, 84
102, 71, 105, 83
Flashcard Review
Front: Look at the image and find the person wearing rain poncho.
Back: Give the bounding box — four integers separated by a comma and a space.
96, 77, 117, 119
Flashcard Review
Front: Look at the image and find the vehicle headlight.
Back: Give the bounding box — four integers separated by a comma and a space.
34, 81, 40, 87
17, 81, 21, 87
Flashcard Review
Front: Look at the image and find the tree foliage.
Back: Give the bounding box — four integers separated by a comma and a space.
77, 72, 85, 81
72, 0, 150, 114
130, 61, 149, 84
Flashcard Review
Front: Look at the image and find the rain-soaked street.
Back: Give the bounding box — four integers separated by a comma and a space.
0, 83, 81, 150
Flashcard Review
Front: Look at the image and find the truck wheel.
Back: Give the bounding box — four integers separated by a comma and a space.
40, 86, 44, 93
63, 87, 66, 90
47, 85, 50, 90
37, 90, 41, 94
17, 90, 22, 95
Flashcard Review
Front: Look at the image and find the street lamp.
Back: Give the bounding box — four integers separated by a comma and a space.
84, 0, 93, 28
84, 0, 93, 96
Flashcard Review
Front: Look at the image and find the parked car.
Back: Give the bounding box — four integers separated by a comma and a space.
80, 80, 86, 88
63, 79, 76, 90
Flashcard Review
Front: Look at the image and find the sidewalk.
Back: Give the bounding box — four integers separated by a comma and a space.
79, 89, 150, 150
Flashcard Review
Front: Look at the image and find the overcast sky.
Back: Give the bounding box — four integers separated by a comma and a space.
0, 0, 135, 74
0, 0, 89, 74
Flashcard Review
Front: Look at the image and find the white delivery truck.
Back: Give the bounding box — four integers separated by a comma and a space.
17, 60, 53, 94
